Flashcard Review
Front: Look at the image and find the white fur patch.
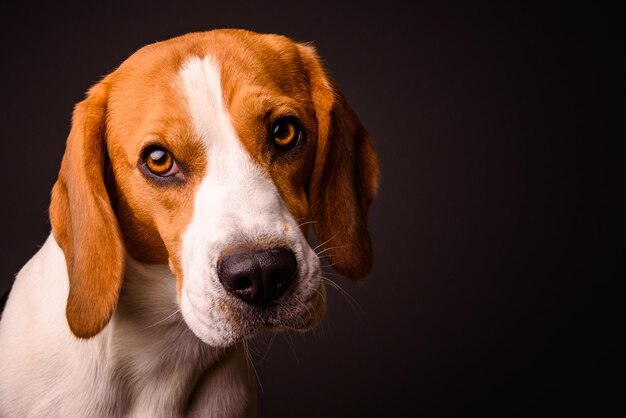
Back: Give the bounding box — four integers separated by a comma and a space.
0, 235, 254, 416
178, 55, 323, 347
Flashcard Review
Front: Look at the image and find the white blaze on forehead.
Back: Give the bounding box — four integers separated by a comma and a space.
179, 55, 281, 232
179, 55, 236, 159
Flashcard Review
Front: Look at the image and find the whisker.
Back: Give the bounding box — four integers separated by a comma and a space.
315, 244, 349, 256
312, 232, 339, 253
244, 341, 264, 395
261, 332, 278, 363
282, 333, 299, 364
318, 258, 343, 270
322, 277, 363, 317
141, 309, 182, 330
297, 220, 318, 228
317, 254, 349, 261
173, 309, 190, 336
302, 302, 314, 330
319, 270, 344, 278
315, 296, 335, 340
312, 288, 327, 306
245, 339, 262, 358
317, 254, 334, 260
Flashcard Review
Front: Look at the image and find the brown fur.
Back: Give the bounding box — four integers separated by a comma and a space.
49, 29, 379, 339
49, 80, 125, 339
297, 44, 380, 280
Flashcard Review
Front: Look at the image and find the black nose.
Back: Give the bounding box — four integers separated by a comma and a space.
217, 248, 298, 307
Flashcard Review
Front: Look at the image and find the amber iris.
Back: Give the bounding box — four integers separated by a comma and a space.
272, 118, 300, 149
146, 148, 174, 175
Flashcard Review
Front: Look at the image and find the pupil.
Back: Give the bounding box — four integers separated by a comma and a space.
274, 123, 287, 138
275, 120, 297, 140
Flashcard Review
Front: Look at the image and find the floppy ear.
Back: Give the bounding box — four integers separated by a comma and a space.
49, 79, 124, 339
298, 44, 380, 280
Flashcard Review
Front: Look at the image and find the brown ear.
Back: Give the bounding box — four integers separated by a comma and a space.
298, 44, 380, 280
49, 79, 124, 338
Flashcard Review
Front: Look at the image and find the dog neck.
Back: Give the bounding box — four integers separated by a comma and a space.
96, 255, 257, 416
0, 234, 256, 416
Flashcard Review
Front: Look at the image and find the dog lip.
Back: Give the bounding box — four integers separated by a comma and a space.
183, 267, 324, 345
221, 302, 320, 340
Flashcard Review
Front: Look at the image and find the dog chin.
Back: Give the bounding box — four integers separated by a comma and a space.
182, 285, 327, 348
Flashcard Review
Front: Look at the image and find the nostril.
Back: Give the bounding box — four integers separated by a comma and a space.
258, 248, 298, 303
231, 275, 253, 292
217, 254, 259, 305
268, 270, 289, 288
217, 247, 298, 307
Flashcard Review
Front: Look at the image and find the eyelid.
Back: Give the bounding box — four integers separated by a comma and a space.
141, 142, 170, 158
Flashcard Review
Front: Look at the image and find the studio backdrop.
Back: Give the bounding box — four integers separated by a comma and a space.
1, 1, 614, 417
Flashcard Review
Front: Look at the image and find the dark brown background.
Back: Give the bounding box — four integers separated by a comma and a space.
1, 1, 617, 416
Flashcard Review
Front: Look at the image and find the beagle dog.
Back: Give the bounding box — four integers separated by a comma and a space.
0, 29, 378, 417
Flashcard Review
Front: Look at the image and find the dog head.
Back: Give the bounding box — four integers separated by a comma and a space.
49, 29, 379, 346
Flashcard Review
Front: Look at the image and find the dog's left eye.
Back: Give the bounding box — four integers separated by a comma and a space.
271, 117, 303, 151
144, 147, 179, 177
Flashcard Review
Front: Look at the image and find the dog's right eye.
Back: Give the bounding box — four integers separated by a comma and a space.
143, 147, 179, 177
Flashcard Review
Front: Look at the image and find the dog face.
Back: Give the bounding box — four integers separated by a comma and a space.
49, 30, 379, 346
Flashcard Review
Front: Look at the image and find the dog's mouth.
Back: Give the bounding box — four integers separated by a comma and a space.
242, 284, 327, 336
181, 277, 326, 347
